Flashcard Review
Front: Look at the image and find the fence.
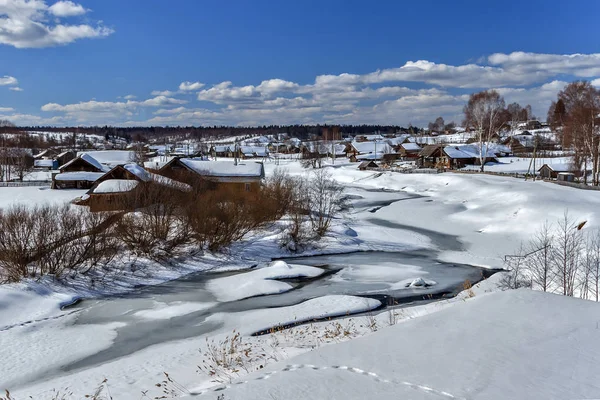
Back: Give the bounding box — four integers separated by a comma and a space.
552, 181, 600, 191
0, 180, 51, 187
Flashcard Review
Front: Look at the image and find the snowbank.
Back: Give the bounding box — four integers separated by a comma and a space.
133, 301, 216, 320
206, 260, 325, 302
208, 295, 382, 335
193, 290, 600, 400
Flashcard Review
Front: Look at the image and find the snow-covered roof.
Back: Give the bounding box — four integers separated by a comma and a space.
356, 152, 385, 160
179, 159, 265, 179
56, 151, 72, 158
78, 150, 135, 167
123, 163, 152, 182
400, 143, 422, 151
34, 159, 55, 167
93, 180, 139, 194
538, 164, 573, 173
386, 134, 411, 146
443, 144, 496, 159
351, 141, 393, 154
54, 172, 105, 182
240, 146, 269, 157
212, 145, 231, 153
60, 153, 108, 172
357, 134, 384, 141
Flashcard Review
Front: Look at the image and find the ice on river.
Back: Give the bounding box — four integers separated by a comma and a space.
206, 260, 325, 302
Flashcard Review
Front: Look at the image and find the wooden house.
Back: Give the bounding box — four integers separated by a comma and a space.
418, 144, 447, 168
158, 158, 265, 193
210, 145, 233, 158
397, 143, 422, 159
442, 145, 498, 169
83, 164, 190, 212
52, 154, 107, 189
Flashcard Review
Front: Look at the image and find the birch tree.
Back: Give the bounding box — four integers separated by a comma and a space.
463, 90, 507, 172
526, 222, 553, 292
552, 211, 581, 297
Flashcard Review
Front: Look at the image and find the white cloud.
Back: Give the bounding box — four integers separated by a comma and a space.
48, 1, 87, 17
592, 78, 600, 88
9, 86, 23, 91
496, 80, 568, 120
31, 51, 600, 126
151, 90, 176, 97
124, 94, 136, 100
0, 0, 113, 48
489, 52, 600, 78
179, 81, 204, 91
0, 107, 14, 112
0, 75, 18, 86
139, 96, 187, 107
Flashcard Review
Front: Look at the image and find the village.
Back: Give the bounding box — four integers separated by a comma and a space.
0, 117, 584, 217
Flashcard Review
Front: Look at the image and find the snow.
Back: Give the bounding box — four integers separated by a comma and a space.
400, 142, 422, 151
5, 159, 600, 399
443, 143, 496, 159
77, 151, 135, 167
34, 159, 55, 168
462, 156, 572, 174
92, 179, 139, 193
351, 141, 392, 154
123, 163, 152, 181
179, 159, 265, 177
208, 295, 382, 335
133, 301, 216, 320
0, 186, 87, 209
206, 260, 325, 302
191, 289, 600, 400
390, 277, 437, 289
54, 171, 104, 181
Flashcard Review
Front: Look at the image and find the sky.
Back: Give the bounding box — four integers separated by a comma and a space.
0, 0, 599, 127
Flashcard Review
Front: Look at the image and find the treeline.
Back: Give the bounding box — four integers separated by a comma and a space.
1, 124, 424, 143
0, 170, 345, 283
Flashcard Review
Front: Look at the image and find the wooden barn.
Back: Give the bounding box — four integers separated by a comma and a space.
538, 164, 581, 180
158, 158, 265, 194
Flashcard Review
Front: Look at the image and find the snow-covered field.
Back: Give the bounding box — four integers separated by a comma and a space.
2, 158, 600, 399
463, 156, 572, 174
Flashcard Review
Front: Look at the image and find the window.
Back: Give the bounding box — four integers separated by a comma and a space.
245, 183, 251, 192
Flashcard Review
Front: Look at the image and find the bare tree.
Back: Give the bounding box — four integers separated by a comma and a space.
500, 244, 531, 290
589, 229, 600, 301
552, 211, 581, 297
526, 221, 553, 292
463, 90, 507, 171
555, 81, 600, 184
306, 169, 345, 236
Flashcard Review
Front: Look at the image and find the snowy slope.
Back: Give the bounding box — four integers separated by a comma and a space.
191, 290, 600, 400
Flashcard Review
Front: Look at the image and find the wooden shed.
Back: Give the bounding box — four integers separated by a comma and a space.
358, 161, 379, 170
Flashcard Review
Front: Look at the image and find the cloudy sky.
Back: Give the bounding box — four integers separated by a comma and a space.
0, 0, 599, 127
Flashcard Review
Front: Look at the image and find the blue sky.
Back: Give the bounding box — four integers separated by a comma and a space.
0, 0, 599, 127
